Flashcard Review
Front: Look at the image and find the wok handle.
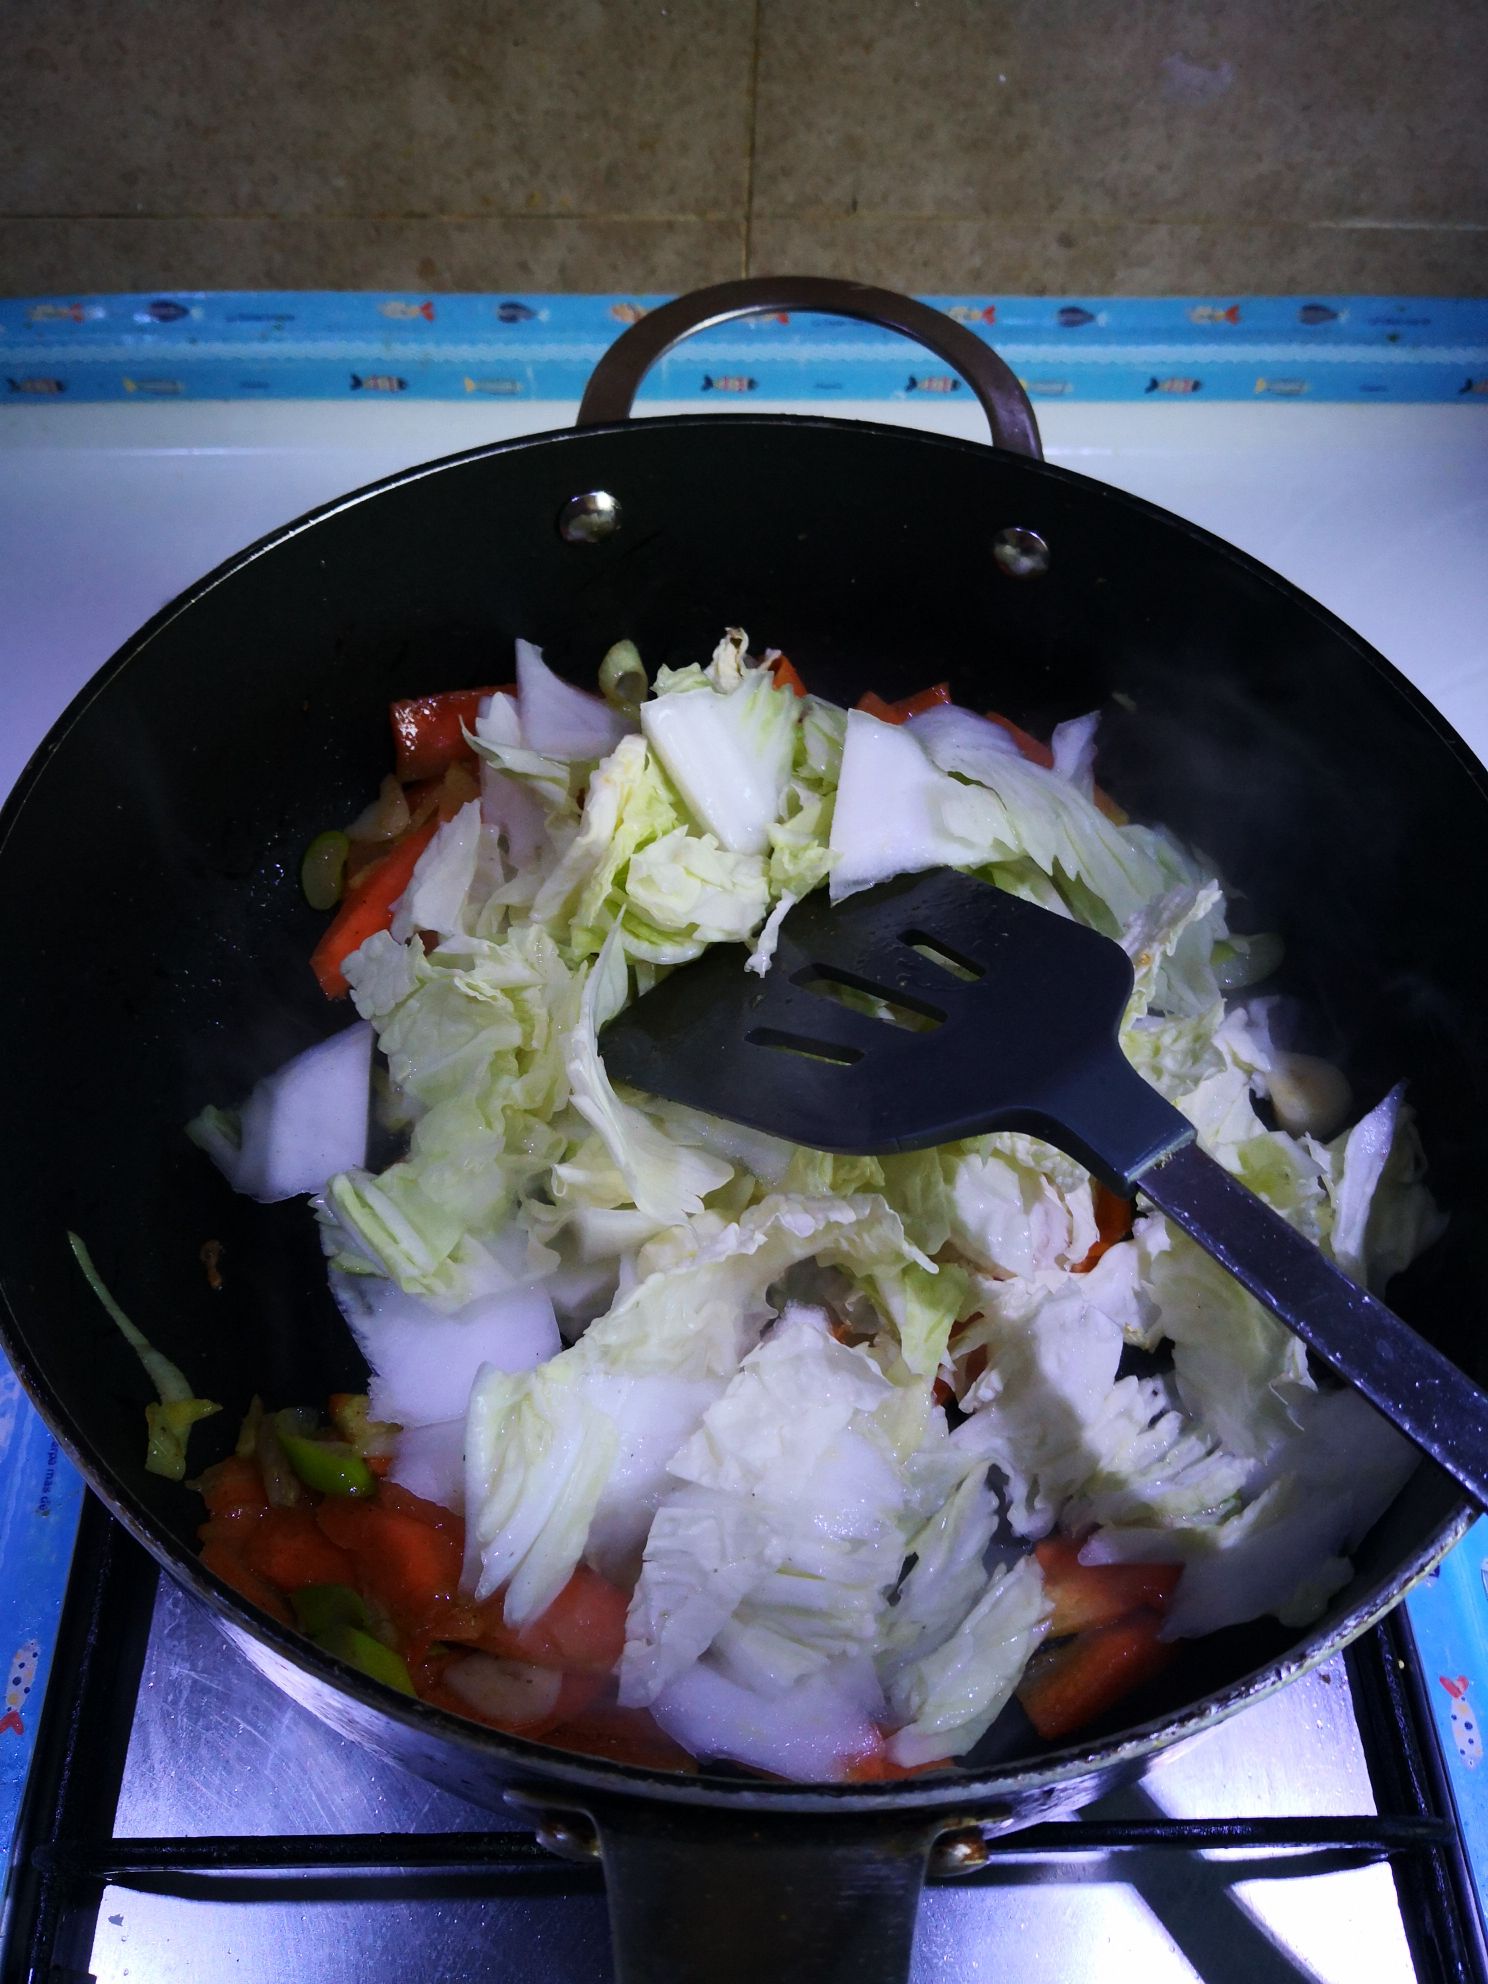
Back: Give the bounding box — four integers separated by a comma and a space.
517, 1791, 941, 1984
577, 275, 1043, 459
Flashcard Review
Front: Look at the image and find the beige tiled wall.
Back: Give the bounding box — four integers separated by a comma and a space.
3, 0, 1486, 297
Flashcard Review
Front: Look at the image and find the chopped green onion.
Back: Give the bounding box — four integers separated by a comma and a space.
301, 829, 350, 911
599, 639, 647, 714
67, 1232, 220, 1480
145, 1398, 222, 1482
329, 1392, 399, 1459
255, 1411, 307, 1508
234, 1395, 265, 1460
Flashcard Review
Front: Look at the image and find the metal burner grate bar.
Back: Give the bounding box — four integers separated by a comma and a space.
32, 1810, 1452, 1891
4, 1497, 1484, 1984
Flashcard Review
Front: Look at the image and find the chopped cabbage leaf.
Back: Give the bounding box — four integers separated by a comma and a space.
886, 1553, 1051, 1767
464, 1195, 935, 1623
621, 1306, 906, 1705
640, 660, 798, 855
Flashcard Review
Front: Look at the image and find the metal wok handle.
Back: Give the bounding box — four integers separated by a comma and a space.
577, 274, 1043, 460
513, 1787, 948, 1984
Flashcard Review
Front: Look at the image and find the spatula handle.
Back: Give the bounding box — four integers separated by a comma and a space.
1138, 1140, 1488, 1512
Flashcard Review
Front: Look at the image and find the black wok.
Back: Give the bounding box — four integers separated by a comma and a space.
0, 278, 1481, 1983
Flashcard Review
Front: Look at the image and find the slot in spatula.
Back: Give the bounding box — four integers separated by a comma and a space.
600, 869, 1488, 1511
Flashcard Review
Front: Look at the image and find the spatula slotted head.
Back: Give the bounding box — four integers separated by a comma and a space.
600, 870, 1179, 1182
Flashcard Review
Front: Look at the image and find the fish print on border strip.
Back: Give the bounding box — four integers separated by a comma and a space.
25, 302, 102, 325
1440, 1673, 1482, 1768
0, 1640, 38, 1737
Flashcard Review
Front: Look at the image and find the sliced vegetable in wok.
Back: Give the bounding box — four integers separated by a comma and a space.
185, 630, 1444, 1779
67, 1231, 220, 1481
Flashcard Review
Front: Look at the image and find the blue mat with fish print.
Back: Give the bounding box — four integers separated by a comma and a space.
1403, 1517, 1488, 1895
1, 291, 1486, 404
0, 1362, 84, 1881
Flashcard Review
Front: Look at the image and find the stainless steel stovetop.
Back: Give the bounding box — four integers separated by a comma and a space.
4, 382, 1486, 1984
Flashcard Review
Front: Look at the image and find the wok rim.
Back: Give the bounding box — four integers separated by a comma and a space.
1, 407, 1479, 1817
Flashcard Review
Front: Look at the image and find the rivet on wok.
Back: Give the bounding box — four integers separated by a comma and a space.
929, 1825, 993, 1877
992, 525, 1050, 578
532, 1811, 602, 1862
558, 490, 623, 543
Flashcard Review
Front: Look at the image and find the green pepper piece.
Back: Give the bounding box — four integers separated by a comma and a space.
291, 1583, 371, 1639
316, 1622, 416, 1696
274, 1411, 377, 1498
301, 829, 350, 911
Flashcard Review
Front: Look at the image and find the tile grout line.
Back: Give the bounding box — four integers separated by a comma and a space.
741, 0, 763, 277
0, 211, 747, 226
3, 211, 1484, 232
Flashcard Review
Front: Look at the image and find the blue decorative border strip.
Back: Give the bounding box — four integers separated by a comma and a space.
0, 1358, 84, 1899
3, 293, 1486, 403
1405, 1519, 1488, 1935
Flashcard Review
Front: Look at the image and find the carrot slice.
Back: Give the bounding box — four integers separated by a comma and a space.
377, 1480, 466, 1537
855, 683, 953, 725
200, 1538, 295, 1627
770, 654, 807, 697
315, 1497, 465, 1622
1074, 1183, 1134, 1272
245, 1507, 359, 1592
843, 1730, 952, 1781
888, 682, 952, 721
1033, 1536, 1182, 1637
986, 708, 1128, 822
1017, 1608, 1176, 1740
471, 1566, 631, 1675
854, 690, 897, 722
310, 815, 440, 998
390, 686, 504, 783
197, 1454, 268, 1521
985, 710, 1056, 767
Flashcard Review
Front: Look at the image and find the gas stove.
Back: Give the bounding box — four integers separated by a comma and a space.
3, 298, 1487, 1982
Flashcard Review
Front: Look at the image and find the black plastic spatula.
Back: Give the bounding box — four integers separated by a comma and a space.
601, 869, 1488, 1511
